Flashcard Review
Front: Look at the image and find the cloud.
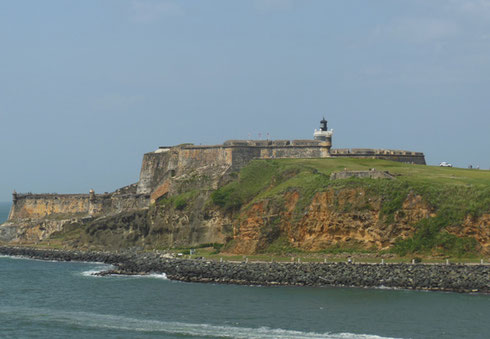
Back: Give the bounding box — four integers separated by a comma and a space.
130, 0, 183, 23
253, 0, 294, 13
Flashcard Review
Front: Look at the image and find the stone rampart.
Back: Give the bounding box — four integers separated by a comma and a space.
8, 190, 149, 221
9, 193, 91, 220
330, 170, 395, 180
136, 142, 425, 195
136, 140, 333, 194
330, 148, 426, 165
7, 142, 426, 221
137, 146, 234, 194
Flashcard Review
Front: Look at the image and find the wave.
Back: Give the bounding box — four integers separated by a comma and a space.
0, 306, 402, 339
80, 268, 167, 280
146, 273, 168, 279
0, 253, 104, 264
0, 254, 25, 259
80, 265, 115, 277
0, 254, 59, 262
80, 265, 168, 280
0, 254, 37, 260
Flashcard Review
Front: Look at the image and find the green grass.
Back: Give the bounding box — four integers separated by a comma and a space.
158, 189, 199, 210
210, 158, 490, 256
211, 161, 285, 211
260, 235, 303, 254
186, 246, 487, 264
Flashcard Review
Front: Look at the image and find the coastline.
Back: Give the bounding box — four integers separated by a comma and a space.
1, 246, 488, 293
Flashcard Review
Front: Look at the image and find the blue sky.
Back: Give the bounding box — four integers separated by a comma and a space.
1, 0, 489, 202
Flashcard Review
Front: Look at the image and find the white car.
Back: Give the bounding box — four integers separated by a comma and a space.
439, 162, 452, 167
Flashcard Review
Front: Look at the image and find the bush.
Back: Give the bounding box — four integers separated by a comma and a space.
210, 183, 243, 211
211, 243, 224, 254
210, 188, 229, 207
174, 197, 187, 210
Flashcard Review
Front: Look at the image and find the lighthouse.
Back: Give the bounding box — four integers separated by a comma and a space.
313, 117, 333, 146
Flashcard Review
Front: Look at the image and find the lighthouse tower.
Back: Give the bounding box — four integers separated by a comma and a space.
313, 117, 333, 148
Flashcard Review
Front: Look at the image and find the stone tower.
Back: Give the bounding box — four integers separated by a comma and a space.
313, 117, 333, 149
88, 189, 97, 216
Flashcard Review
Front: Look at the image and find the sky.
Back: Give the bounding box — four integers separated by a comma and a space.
0, 0, 489, 202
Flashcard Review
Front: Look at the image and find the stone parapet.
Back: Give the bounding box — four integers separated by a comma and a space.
137, 140, 333, 194
330, 148, 426, 165
137, 142, 425, 195
330, 170, 395, 180
7, 191, 149, 221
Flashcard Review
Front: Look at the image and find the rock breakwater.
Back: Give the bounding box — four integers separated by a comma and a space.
1, 246, 488, 293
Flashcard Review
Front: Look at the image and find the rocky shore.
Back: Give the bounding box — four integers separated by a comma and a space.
1, 246, 488, 293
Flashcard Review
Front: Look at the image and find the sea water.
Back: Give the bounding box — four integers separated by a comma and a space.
0, 203, 489, 338
0, 201, 10, 224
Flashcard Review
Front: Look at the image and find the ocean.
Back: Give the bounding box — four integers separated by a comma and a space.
0, 201, 10, 224
1, 203, 489, 338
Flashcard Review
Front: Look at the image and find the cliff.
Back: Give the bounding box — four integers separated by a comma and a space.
209, 159, 489, 256
0, 184, 148, 244
16, 157, 487, 258
0, 134, 484, 257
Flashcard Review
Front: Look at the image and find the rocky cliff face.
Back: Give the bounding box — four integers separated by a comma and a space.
40, 160, 235, 250
0, 185, 149, 244
224, 189, 437, 254
144, 185, 487, 255
0, 218, 71, 244
2, 158, 488, 256
448, 214, 490, 254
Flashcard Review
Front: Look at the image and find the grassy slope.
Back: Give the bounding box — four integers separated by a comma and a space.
211, 158, 490, 256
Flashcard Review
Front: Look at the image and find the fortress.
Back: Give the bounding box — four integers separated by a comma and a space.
136, 118, 425, 195
3, 119, 426, 235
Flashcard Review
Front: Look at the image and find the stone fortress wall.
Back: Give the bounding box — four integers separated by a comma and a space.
136, 139, 425, 195
5, 119, 426, 222
6, 141, 425, 222
7, 184, 149, 222
136, 139, 333, 195
9, 193, 91, 220
330, 148, 426, 165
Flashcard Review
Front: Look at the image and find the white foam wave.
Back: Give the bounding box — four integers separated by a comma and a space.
0, 307, 402, 339
146, 273, 168, 279
80, 268, 167, 280
0, 254, 31, 260
105, 272, 168, 280
80, 265, 114, 277
74, 260, 105, 264
375, 285, 397, 290
0, 254, 64, 263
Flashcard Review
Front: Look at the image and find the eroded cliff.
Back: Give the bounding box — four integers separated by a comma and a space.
2, 158, 489, 257
218, 160, 489, 256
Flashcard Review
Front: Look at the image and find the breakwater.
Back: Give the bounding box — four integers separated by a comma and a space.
1, 246, 488, 293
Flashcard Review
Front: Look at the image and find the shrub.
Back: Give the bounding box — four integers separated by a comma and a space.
174, 197, 187, 210
210, 183, 243, 211
211, 243, 224, 254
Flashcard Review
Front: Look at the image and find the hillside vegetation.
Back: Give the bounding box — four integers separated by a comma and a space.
44, 158, 489, 258
210, 158, 490, 257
